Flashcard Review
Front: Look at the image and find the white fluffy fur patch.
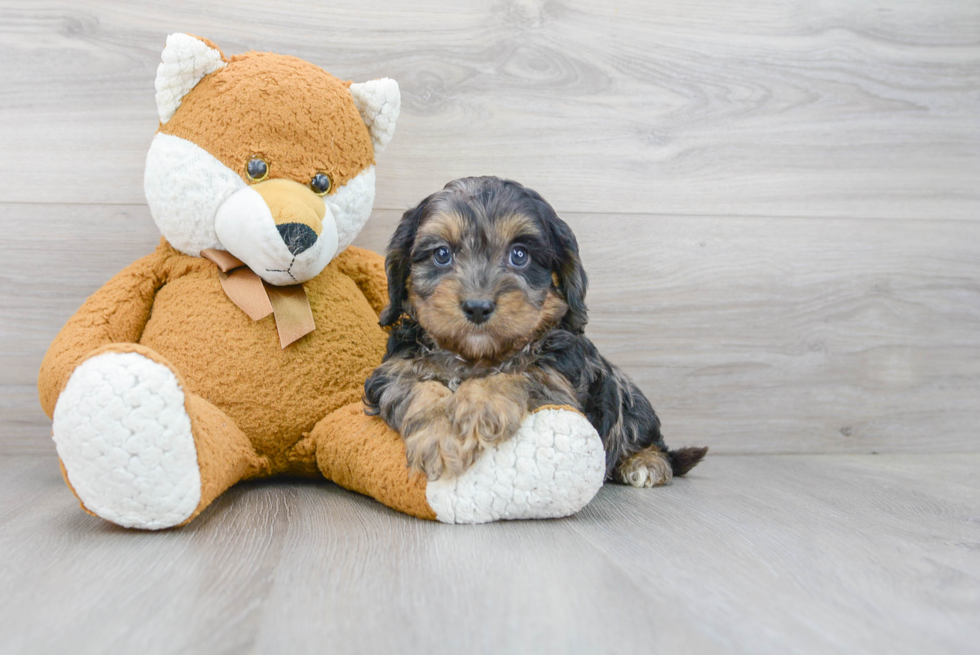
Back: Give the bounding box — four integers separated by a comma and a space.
144, 133, 245, 256
425, 408, 606, 524
350, 79, 400, 154
52, 352, 201, 530
155, 33, 226, 124
145, 133, 377, 283
214, 186, 338, 286
329, 165, 376, 253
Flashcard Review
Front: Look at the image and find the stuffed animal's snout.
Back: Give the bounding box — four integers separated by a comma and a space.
214, 179, 338, 286
252, 179, 325, 256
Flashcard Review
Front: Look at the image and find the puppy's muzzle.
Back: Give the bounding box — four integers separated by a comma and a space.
461, 299, 495, 324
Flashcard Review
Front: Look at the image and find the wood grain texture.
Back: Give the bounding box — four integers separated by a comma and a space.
364, 210, 980, 455
4, 204, 978, 455
0, 0, 978, 218
2, 3, 977, 653
1, 452, 977, 654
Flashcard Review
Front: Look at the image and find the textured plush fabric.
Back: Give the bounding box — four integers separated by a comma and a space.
40, 240, 607, 526
40, 242, 389, 471
155, 33, 227, 123
313, 402, 437, 521
349, 79, 401, 154
53, 348, 200, 529
425, 408, 606, 524
327, 166, 377, 253
39, 248, 168, 418
39, 34, 605, 528
159, 51, 374, 192
37, 34, 414, 527
39, 240, 607, 525
39, 243, 398, 525
144, 133, 244, 256
145, 133, 378, 263
213, 181, 339, 285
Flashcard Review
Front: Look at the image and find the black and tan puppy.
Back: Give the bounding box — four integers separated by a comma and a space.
364, 176, 706, 486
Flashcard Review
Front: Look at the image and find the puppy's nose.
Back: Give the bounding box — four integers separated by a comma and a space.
461, 299, 495, 324
277, 223, 318, 255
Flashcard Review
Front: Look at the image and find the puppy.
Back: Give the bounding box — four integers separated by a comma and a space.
364, 176, 707, 486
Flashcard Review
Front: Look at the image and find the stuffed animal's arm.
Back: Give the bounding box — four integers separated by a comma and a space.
38, 250, 168, 418
332, 245, 388, 317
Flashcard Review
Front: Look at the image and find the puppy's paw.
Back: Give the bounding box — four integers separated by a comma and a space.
399, 381, 478, 480
403, 414, 480, 480
615, 448, 673, 488
448, 376, 527, 448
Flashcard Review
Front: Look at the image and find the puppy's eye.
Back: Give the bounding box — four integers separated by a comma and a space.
245, 157, 269, 182
311, 172, 332, 196
509, 245, 529, 267
433, 246, 453, 267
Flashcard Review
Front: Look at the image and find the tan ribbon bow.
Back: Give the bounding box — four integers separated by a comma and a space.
201, 249, 316, 349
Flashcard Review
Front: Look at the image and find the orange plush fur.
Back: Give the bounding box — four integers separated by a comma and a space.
39, 35, 608, 528
38, 36, 437, 525
160, 51, 375, 191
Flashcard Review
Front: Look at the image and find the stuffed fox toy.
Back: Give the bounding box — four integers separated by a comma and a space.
37, 34, 605, 528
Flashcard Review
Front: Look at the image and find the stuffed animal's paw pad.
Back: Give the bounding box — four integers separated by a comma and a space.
52, 352, 201, 530
425, 408, 605, 524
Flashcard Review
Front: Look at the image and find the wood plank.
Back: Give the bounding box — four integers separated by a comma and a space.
1, 453, 976, 654
4, 203, 977, 455
0, 454, 715, 654
569, 453, 980, 655
0, 0, 977, 219
0, 202, 163, 454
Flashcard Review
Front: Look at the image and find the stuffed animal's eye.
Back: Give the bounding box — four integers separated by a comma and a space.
311, 173, 332, 196
433, 246, 453, 267
245, 157, 269, 182
509, 245, 529, 267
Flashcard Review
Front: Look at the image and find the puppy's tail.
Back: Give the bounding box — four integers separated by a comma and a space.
668, 446, 708, 476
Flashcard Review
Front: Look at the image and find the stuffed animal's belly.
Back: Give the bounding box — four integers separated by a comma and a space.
139, 266, 387, 470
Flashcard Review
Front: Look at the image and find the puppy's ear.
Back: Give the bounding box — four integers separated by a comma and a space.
531, 195, 589, 332
379, 196, 431, 326
550, 216, 589, 332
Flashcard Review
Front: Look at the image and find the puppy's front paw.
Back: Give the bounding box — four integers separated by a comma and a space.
400, 381, 478, 480
615, 448, 673, 487
403, 413, 480, 480
448, 376, 527, 448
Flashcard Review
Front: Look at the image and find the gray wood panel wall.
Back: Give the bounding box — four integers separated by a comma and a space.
1, 0, 978, 455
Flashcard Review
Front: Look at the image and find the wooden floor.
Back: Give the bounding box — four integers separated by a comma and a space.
1, 1, 978, 653
1, 452, 977, 654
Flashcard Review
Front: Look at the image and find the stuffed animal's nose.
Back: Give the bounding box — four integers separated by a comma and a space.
277, 223, 318, 255
461, 299, 495, 324
250, 179, 326, 255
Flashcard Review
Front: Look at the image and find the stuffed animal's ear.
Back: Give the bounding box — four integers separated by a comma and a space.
379, 194, 432, 327
350, 78, 401, 155
155, 33, 227, 124
532, 195, 589, 333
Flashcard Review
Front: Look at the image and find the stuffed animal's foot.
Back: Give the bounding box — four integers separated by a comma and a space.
52, 351, 201, 529
425, 407, 605, 524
